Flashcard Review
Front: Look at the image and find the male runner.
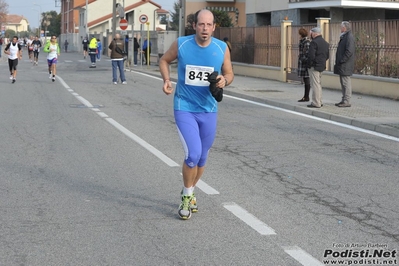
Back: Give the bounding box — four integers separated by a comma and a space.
31, 36, 42, 65
4, 36, 22, 84
159, 9, 234, 220
27, 36, 34, 62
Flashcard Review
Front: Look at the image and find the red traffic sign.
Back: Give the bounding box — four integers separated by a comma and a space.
119, 19, 128, 30
139, 14, 148, 24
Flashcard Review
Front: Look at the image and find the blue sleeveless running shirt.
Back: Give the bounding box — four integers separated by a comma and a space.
175, 35, 227, 112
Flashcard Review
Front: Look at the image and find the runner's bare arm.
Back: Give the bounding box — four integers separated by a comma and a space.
159, 40, 178, 95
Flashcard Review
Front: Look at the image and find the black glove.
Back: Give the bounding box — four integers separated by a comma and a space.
208, 71, 223, 102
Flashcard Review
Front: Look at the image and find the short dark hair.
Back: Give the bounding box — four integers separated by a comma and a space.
298, 28, 308, 38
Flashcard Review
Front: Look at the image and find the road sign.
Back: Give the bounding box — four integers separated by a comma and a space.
139, 14, 148, 24
119, 19, 128, 30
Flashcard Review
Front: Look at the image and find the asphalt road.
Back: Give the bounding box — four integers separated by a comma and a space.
0, 54, 398, 266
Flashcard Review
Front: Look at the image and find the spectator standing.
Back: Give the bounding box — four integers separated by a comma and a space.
334, 21, 355, 108
0, 36, 3, 58
223, 37, 232, 53
108, 33, 127, 85
307, 27, 329, 108
64, 39, 69, 52
124, 35, 130, 69
133, 37, 139, 66
96, 38, 102, 61
142, 37, 151, 65
297, 28, 311, 102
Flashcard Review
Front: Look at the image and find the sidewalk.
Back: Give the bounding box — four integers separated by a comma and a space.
131, 64, 399, 138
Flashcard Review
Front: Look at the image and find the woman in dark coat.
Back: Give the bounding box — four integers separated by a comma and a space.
297, 28, 311, 102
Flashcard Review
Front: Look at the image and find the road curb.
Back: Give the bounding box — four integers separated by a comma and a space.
225, 90, 399, 138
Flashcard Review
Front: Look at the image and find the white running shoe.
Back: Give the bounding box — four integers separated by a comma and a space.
49, 73, 52, 79
178, 195, 192, 220
113, 82, 117, 85
9, 75, 13, 80
122, 81, 127, 85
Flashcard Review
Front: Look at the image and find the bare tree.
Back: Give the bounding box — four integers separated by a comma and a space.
0, 0, 9, 25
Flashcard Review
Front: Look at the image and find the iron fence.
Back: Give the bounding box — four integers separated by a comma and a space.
213, 19, 399, 78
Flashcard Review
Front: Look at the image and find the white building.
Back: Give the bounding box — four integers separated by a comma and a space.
245, 0, 399, 26
185, 0, 399, 26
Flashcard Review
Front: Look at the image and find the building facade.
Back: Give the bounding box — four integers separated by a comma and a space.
185, 0, 246, 27
60, 0, 169, 38
245, 0, 399, 26
2, 15, 29, 34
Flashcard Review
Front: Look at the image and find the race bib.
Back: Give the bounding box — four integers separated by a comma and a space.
185, 65, 214, 86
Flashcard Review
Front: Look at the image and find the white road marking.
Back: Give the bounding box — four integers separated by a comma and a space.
133, 71, 164, 81
225, 95, 399, 142
223, 202, 277, 235
105, 118, 179, 167
35, 66, 398, 264
134, 72, 399, 142
96, 112, 109, 118
57, 75, 179, 167
76, 95, 94, 108
283, 246, 324, 266
196, 179, 220, 195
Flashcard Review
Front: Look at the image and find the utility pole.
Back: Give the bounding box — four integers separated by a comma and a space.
178, 0, 185, 37
66, 0, 70, 38
112, 0, 116, 37
85, 0, 88, 38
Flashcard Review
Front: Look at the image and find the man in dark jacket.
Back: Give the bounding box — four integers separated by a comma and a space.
133, 37, 139, 66
334, 21, 355, 107
108, 33, 127, 85
307, 27, 330, 108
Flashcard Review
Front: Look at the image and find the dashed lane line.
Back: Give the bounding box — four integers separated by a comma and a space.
283, 246, 324, 266
223, 202, 277, 236
58, 74, 324, 266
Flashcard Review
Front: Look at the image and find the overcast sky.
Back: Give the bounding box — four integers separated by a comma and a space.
8, 0, 176, 29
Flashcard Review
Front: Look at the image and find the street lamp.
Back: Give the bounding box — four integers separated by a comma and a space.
31, 8, 40, 36
43, 14, 52, 41
33, 3, 42, 38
